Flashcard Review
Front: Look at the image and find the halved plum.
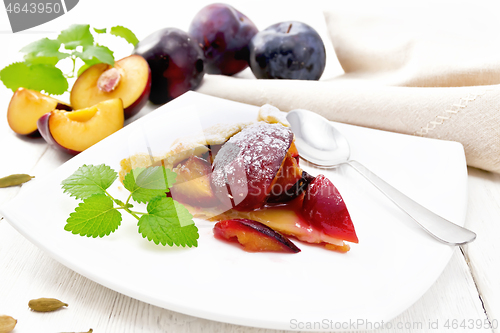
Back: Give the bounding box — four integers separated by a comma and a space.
214, 218, 300, 253
7, 88, 72, 136
211, 122, 294, 210
70, 55, 151, 119
37, 98, 124, 155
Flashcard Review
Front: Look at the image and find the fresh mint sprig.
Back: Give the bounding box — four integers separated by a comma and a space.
0, 24, 139, 95
61, 164, 199, 248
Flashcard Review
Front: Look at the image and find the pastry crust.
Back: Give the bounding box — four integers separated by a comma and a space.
257, 104, 290, 127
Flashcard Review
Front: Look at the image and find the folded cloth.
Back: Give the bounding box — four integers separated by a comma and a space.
324, 2, 500, 87
196, 2, 500, 173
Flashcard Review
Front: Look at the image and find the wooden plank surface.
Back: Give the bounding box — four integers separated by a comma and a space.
0, 215, 492, 333
462, 168, 500, 333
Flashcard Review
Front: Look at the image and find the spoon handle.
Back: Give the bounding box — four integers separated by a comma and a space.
347, 160, 476, 245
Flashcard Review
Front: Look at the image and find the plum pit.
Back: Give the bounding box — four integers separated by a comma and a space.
97, 67, 121, 93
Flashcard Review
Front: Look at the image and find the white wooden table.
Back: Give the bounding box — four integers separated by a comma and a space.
1, 1, 500, 332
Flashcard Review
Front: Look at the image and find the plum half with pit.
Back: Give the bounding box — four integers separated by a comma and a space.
70, 55, 151, 119
134, 28, 205, 104
189, 3, 258, 75
249, 21, 326, 80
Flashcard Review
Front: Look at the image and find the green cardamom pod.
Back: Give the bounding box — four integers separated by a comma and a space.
28, 297, 68, 312
0, 315, 17, 333
0, 174, 34, 188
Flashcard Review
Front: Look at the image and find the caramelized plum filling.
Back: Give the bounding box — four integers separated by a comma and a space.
170, 156, 219, 207
214, 195, 352, 252
267, 152, 305, 204
288, 141, 299, 163
166, 122, 358, 253
207, 144, 224, 164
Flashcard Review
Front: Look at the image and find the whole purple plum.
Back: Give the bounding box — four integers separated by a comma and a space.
134, 28, 205, 104
189, 3, 258, 75
249, 21, 326, 80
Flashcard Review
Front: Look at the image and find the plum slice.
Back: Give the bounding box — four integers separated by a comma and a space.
7, 88, 72, 136
37, 99, 124, 155
211, 122, 293, 211
213, 218, 300, 253
302, 175, 358, 243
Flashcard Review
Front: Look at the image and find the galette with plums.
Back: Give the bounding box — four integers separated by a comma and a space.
120, 105, 358, 253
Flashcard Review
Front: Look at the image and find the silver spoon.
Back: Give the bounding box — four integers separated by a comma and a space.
286, 108, 476, 245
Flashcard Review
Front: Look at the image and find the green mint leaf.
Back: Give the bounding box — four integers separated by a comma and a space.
20, 38, 70, 66
110, 25, 139, 47
0, 62, 68, 95
138, 196, 198, 247
123, 166, 177, 204
65, 194, 122, 237
93, 27, 107, 34
62, 164, 117, 200
74, 45, 114, 65
58, 24, 94, 50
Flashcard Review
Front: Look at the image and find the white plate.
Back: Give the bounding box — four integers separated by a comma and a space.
0, 91, 467, 331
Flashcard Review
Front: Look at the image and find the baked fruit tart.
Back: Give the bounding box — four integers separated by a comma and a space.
120, 105, 358, 253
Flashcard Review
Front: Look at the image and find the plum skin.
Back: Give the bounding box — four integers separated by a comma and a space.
37, 113, 80, 155
134, 28, 205, 104
24, 102, 72, 138
211, 123, 294, 211
249, 21, 326, 80
189, 3, 258, 75
214, 218, 301, 253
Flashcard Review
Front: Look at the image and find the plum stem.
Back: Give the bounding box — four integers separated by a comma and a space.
286, 23, 292, 33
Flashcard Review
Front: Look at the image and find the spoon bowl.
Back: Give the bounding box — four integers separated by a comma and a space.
286, 108, 476, 245
286, 109, 351, 166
